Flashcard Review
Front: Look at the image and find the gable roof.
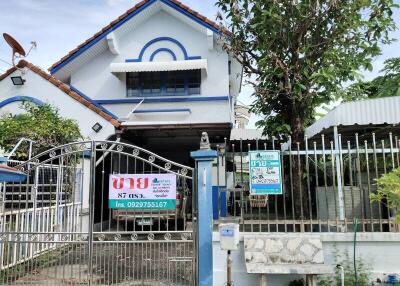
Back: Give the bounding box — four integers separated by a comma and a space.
0, 60, 120, 127
48, 0, 226, 74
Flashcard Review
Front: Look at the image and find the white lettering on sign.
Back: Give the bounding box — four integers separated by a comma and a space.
249, 151, 283, 195
109, 174, 177, 209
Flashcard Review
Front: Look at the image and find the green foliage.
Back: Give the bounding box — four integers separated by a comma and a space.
216, 0, 398, 139
318, 252, 371, 286
370, 167, 400, 223
341, 57, 400, 101
0, 102, 82, 159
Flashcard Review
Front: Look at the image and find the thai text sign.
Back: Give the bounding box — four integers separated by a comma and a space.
249, 150, 282, 195
109, 174, 176, 209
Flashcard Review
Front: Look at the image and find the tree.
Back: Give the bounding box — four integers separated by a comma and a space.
216, 0, 398, 141
0, 102, 82, 159
371, 167, 400, 223
341, 57, 400, 102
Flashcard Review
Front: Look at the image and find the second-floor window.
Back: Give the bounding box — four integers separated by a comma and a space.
127, 70, 201, 97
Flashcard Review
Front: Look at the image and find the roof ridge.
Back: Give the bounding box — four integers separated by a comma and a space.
48, 0, 226, 73
0, 60, 120, 128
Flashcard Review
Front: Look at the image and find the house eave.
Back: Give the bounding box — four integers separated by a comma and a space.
48, 0, 226, 76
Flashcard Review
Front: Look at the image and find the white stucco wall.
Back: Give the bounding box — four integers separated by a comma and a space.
0, 69, 116, 141
213, 232, 400, 286
103, 99, 232, 124
67, 9, 233, 125
70, 10, 229, 99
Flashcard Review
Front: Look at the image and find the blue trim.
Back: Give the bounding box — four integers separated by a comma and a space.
220, 190, 227, 217
133, 108, 191, 114
149, 48, 177, 61
212, 186, 227, 219
0, 96, 44, 109
0, 173, 27, 182
50, 0, 157, 74
212, 186, 219, 220
50, 0, 218, 74
160, 0, 219, 33
69, 86, 119, 120
125, 37, 201, 62
95, 96, 229, 104
0, 167, 27, 182
190, 149, 218, 159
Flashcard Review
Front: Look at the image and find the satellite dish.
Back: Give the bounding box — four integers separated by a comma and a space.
3, 33, 37, 67
3, 33, 26, 57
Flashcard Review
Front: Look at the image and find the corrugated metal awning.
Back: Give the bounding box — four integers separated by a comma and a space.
306, 96, 400, 138
110, 59, 208, 73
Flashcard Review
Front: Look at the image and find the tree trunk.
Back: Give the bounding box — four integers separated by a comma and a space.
290, 115, 310, 223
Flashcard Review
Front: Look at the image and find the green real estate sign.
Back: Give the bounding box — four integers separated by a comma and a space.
109, 174, 176, 210
249, 150, 282, 195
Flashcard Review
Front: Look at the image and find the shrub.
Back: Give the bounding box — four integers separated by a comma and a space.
0, 102, 82, 159
318, 252, 371, 286
371, 167, 400, 223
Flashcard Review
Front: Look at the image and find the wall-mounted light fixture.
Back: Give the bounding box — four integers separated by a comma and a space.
11, 76, 24, 86
92, 122, 103, 133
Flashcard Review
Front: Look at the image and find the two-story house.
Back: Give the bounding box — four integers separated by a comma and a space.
0, 0, 242, 165
47, 0, 242, 164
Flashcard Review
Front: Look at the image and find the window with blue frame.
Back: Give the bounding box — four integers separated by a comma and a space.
127, 70, 201, 97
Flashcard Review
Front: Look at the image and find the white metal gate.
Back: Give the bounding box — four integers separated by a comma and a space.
0, 141, 196, 285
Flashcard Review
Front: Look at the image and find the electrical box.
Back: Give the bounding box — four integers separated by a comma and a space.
219, 223, 239, 250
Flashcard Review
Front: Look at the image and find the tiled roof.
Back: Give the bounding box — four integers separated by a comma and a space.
49, 0, 227, 73
0, 60, 120, 127
0, 66, 17, 82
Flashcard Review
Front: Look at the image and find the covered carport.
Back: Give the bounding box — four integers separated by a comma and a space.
306, 96, 400, 143
305, 96, 400, 222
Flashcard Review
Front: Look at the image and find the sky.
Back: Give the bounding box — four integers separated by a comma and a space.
0, 0, 400, 128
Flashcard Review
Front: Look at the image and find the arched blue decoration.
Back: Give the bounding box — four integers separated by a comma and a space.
0, 96, 44, 109
50, 0, 219, 74
149, 48, 177, 61
126, 37, 201, 62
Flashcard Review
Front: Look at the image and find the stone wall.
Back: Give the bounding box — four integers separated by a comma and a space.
245, 235, 324, 266
243, 234, 332, 275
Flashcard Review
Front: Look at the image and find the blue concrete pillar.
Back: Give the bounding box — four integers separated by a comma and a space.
191, 148, 217, 286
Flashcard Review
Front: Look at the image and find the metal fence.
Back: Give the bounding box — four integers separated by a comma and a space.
213, 132, 400, 233
0, 203, 80, 270
0, 160, 82, 271
0, 141, 196, 285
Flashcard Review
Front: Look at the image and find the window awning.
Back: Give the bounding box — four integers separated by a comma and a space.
110, 59, 208, 73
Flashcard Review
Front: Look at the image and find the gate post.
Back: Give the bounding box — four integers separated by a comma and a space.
191, 132, 217, 286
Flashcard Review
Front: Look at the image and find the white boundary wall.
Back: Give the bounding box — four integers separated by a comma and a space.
213, 232, 400, 286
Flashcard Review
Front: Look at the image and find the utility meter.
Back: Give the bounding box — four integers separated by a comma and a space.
219, 223, 239, 250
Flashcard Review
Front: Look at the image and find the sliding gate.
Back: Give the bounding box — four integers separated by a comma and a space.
0, 141, 196, 285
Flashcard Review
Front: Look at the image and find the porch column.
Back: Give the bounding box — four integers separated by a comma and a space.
191, 132, 217, 286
